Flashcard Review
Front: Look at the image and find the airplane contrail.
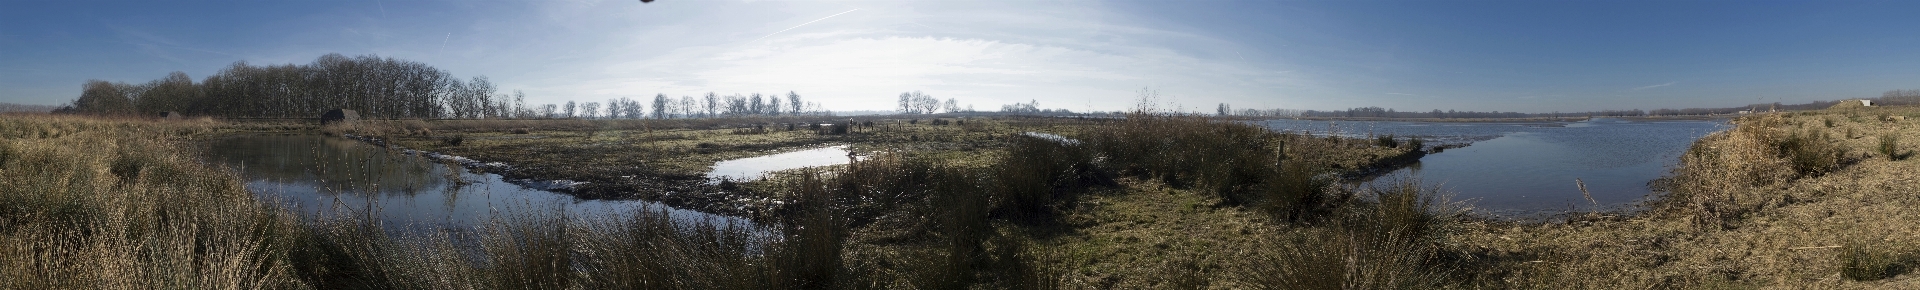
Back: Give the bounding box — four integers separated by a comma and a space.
751, 9, 859, 43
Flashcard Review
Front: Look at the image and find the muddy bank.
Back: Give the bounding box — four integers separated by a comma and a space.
335, 133, 788, 221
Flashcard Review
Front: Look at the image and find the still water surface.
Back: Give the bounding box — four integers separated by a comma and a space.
206, 134, 746, 232
1259, 118, 1727, 215
705, 145, 854, 183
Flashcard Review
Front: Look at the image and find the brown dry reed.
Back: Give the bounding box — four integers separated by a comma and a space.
1660, 113, 1850, 227
0, 114, 306, 289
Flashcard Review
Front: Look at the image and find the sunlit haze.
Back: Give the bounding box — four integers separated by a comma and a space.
4, 0, 1918, 113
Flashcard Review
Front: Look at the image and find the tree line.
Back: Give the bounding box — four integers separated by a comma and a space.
56, 53, 832, 119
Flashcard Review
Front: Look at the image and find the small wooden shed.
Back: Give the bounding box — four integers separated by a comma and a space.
159, 111, 181, 120
321, 109, 360, 125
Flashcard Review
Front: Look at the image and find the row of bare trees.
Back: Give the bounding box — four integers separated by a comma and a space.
897, 91, 961, 114
58, 53, 834, 120
61, 54, 516, 119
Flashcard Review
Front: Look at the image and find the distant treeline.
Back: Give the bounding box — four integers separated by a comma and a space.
0, 102, 56, 113
1213, 91, 1920, 119
56, 53, 832, 119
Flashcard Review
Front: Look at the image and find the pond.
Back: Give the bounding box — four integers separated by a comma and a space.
705, 145, 855, 183
206, 134, 747, 232
1258, 118, 1727, 216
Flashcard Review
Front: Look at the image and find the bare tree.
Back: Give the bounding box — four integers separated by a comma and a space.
703, 92, 720, 118
768, 96, 782, 116
678, 96, 697, 119
564, 101, 577, 118
898, 92, 913, 114
606, 98, 623, 119
652, 94, 670, 119
581, 102, 600, 119
749, 93, 765, 115
787, 91, 803, 116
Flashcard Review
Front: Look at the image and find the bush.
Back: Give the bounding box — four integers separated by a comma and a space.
1880, 134, 1907, 160
1250, 177, 1460, 289
1375, 134, 1400, 148
1259, 160, 1344, 223
1840, 242, 1909, 281
1778, 129, 1845, 177
992, 135, 1099, 219
1085, 115, 1273, 204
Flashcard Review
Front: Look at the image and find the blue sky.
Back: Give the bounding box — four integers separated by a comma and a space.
3, 0, 1917, 113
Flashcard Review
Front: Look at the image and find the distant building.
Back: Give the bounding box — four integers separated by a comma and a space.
159, 111, 181, 119
1861, 99, 1874, 107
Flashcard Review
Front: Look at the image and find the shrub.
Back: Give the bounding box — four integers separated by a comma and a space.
1258, 160, 1344, 223
1375, 134, 1400, 148
1778, 129, 1845, 177
1250, 177, 1460, 289
1840, 241, 1909, 281
992, 135, 1097, 219
1880, 134, 1907, 160
1085, 114, 1273, 204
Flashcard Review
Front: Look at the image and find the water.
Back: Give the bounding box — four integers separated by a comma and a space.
1020, 132, 1082, 145
1258, 118, 1727, 215
205, 134, 746, 232
705, 145, 855, 183
1259, 118, 1573, 146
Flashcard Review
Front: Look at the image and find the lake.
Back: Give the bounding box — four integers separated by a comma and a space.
205, 134, 748, 233
1259, 118, 1727, 216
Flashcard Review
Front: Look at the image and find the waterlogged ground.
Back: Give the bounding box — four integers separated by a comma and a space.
205, 133, 747, 233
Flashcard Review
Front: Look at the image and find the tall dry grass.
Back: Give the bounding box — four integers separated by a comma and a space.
0, 114, 306, 289
1660, 113, 1851, 226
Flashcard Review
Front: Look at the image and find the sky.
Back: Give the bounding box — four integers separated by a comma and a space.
2, 0, 1918, 113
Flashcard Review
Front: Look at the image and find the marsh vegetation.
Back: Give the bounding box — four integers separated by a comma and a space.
7, 101, 1920, 288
